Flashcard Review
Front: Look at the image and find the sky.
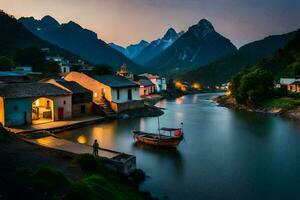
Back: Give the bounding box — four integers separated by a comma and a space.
0, 0, 300, 47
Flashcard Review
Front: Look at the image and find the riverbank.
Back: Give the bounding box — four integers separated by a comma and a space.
0, 126, 154, 200
214, 95, 300, 120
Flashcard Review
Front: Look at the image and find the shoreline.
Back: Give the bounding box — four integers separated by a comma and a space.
213, 95, 300, 120
0, 127, 155, 200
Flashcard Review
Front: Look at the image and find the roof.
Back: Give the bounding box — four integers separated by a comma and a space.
290, 81, 300, 85
56, 80, 92, 94
0, 83, 70, 99
92, 75, 138, 88
136, 78, 155, 87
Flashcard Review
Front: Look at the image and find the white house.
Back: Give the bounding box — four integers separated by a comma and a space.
64, 72, 143, 112
140, 73, 167, 92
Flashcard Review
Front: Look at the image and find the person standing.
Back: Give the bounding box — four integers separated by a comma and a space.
93, 139, 99, 157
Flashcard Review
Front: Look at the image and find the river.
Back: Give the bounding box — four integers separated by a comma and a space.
59, 93, 300, 199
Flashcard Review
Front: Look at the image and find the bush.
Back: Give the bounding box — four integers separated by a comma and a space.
63, 181, 96, 200
75, 154, 102, 172
31, 166, 71, 188
231, 68, 274, 105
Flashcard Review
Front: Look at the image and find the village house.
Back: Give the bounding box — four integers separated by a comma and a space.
64, 72, 143, 113
139, 73, 167, 92
45, 79, 93, 117
0, 83, 72, 127
287, 81, 300, 93
134, 76, 156, 97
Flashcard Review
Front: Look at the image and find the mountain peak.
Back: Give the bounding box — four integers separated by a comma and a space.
41, 15, 59, 26
197, 19, 214, 31
64, 21, 82, 29
139, 40, 149, 45
163, 28, 177, 40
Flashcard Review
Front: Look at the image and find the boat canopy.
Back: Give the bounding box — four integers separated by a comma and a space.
160, 127, 181, 131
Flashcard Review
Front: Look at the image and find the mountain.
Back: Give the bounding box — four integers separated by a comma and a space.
19, 16, 142, 71
109, 40, 149, 59
147, 19, 237, 74
0, 11, 80, 61
134, 28, 184, 65
256, 33, 300, 79
180, 29, 300, 86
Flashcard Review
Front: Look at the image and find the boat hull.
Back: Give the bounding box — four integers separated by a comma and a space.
133, 131, 183, 148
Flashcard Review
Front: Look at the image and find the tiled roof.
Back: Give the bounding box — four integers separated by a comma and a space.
92, 75, 138, 88
137, 78, 155, 87
290, 81, 300, 85
0, 83, 70, 99
56, 80, 92, 94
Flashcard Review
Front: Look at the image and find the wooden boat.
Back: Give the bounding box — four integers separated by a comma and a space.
132, 119, 184, 148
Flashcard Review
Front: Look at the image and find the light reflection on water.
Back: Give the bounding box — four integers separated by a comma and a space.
59, 93, 300, 200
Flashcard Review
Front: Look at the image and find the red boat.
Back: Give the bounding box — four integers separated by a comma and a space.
133, 119, 184, 148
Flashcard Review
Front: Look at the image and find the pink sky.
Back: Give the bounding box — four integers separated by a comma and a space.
1, 0, 300, 47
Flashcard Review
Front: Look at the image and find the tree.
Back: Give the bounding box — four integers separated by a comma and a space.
231, 68, 274, 105
14, 46, 45, 71
0, 56, 14, 70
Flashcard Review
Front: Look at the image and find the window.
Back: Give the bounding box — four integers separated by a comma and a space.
63, 100, 66, 105
14, 105, 18, 111
80, 94, 84, 99
117, 89, 120, 100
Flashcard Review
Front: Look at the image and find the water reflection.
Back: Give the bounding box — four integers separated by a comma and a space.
59, 93, 300, 200
132, 143, 184, 174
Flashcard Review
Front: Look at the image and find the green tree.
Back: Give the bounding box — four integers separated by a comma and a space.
231, 68, 274, 105
14, 46, 45, 71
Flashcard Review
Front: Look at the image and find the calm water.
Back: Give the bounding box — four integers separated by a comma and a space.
59, 93, 300, 200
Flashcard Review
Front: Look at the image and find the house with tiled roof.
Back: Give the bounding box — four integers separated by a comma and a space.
134, 76, 155, 97
64, 72, 143, 113
0, 82, 72, 127
45, 79, 93, 117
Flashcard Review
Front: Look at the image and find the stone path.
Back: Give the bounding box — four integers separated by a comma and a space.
10, 115, 105, 134
27, 136, 119, 159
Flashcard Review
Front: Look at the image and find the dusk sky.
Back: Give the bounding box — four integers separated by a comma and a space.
1, 0, 300, 47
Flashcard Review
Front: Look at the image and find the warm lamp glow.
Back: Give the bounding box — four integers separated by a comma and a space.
192, 83, 202, 90
77, 134, 87, 144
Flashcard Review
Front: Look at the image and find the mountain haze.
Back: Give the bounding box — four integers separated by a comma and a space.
148, 19, 237, 74
134, 28, 183, 65
0, 11, 80, 61
19, 16, 142, 71
109, 40, 149, 59
180, 29, 300, 85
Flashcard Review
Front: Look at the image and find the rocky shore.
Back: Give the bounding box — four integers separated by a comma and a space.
214, 95, 300, 120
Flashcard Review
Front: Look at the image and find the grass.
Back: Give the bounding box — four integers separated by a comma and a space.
75, 153, 103, 172
16, 155, 148, 200
17, 166, 71, 188
65, 175, 144, 200
262, 97, 300, 109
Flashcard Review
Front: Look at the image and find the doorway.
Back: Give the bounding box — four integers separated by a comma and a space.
32, 97, 54, 125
